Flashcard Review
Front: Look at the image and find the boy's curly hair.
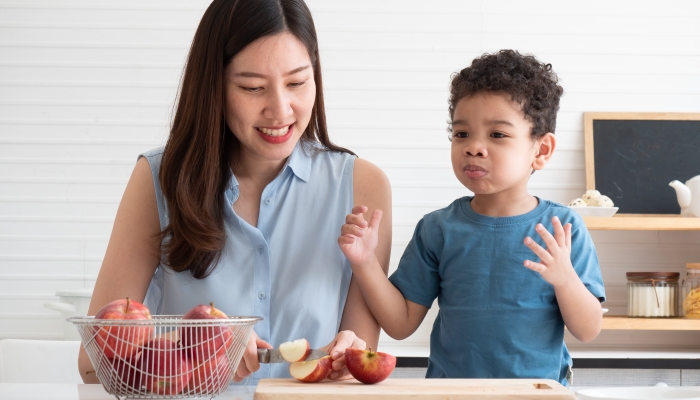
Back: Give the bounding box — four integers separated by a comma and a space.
448, 49, 563, 138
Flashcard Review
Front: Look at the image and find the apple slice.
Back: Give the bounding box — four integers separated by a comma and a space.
345, 347, 396, 384
289, 355, 332, 383
279, 338, 311, 362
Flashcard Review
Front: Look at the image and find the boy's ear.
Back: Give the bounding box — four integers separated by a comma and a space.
532, 132, 556, 171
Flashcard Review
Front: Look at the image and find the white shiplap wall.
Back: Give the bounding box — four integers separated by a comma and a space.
1, 1, 699, 352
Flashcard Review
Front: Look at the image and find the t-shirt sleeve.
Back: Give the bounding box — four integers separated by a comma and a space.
570, 215, 606, 303
388, 217, 441, 308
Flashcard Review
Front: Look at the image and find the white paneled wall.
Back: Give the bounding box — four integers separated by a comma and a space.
1, 1, 699, 351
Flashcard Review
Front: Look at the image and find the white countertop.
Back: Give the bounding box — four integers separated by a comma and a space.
0, 383, 256, 400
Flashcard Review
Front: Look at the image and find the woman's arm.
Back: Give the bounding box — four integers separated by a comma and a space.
77, 157, 162, 382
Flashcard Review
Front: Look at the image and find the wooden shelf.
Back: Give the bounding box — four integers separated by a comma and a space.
583, 214, 700, 231
602, 316, 700, 330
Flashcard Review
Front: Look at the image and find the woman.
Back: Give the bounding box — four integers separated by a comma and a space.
77, 0, 391, 384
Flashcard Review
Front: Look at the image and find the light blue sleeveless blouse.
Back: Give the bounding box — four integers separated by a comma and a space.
139, 141, 355, 384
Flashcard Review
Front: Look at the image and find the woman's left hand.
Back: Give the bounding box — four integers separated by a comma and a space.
321, 330, 366, 380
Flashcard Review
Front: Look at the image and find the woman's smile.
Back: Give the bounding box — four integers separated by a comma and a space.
256, 124, 294, 144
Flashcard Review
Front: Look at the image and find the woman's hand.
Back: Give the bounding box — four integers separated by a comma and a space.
233, 331, 272, 382
338, 205, 383, 269
321, 330, 367, 380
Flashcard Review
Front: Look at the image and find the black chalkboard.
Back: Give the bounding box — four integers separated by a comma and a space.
585, 113, 700, 214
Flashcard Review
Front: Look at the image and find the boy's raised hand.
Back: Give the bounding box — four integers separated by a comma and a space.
523, 216, 577, 288
338, 205, 383, 269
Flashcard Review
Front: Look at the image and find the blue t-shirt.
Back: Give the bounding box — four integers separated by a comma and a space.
388, 197, 605, 385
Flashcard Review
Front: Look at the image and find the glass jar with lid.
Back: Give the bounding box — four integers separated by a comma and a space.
627, 272, 679, 317
681, 263, 700, 318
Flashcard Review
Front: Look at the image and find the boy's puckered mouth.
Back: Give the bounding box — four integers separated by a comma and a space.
463, 164, 487, 179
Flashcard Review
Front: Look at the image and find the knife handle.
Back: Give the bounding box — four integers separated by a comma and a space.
257, 348, 270, 363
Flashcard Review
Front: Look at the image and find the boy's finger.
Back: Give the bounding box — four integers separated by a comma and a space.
351, 205, 368, 215
524, 236, 551, 264
340, 224, 364, 237
564, 223, 572, 249
368, 209, 383, 231
523, 259, 547, 274
552, 217, 565, 247
534, 223, 558, 253
345, 213, 368, 228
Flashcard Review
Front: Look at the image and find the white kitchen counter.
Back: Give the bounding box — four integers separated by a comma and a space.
0, 383, 256, 400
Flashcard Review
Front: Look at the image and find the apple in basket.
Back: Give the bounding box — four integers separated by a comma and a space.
94, 297, 153, 359
137, 338, 193, 396
187, 352, 232, 393
179, 302, 233, 364
289, 356, 333, 383
345, 347, 396, 384
99, 351, 143, 391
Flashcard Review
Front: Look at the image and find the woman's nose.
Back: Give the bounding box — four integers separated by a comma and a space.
264, 87, 293, 121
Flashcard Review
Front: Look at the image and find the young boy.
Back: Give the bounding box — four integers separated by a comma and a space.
338, 50, 605, 385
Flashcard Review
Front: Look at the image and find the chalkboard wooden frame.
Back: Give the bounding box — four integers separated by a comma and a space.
583, 112, 700, 215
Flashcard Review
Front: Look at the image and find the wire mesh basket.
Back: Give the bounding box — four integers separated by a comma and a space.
69, 315, 261, 399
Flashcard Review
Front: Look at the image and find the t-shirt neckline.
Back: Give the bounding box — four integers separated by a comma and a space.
459, 196, 551, 227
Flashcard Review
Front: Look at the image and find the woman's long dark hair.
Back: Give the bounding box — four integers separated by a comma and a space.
160, 0, 352, 279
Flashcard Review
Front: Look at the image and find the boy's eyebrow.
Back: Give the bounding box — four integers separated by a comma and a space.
233, 65, 311, 78
451, 119, 515, 127
486, 119, 515, 127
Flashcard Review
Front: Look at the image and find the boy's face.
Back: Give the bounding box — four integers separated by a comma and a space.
450, 92, 550, 197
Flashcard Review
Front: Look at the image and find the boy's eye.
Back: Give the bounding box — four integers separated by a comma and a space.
453, 131, 468, 139
240, 86, 262, 93
491, 132, 506, 138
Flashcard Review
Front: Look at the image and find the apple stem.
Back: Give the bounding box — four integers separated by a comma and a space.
210, 301, 215, 315
368, 347, 374, 355
125, 297, 131, 313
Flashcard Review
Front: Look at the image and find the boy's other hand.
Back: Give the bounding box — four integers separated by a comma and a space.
338, 205, 382, 269
523, 216, 577, 288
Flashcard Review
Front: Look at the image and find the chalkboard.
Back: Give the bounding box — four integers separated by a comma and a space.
584, 112, 700, 215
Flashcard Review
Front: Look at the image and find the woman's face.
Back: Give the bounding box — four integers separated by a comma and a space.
224, 32, 316, 165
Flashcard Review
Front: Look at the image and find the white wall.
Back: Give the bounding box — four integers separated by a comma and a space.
1, 0, 699, 351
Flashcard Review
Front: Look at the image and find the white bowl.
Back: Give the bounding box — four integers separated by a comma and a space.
568, 206, 619, 218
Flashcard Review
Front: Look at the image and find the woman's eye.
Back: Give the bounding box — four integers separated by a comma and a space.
289, 81, 306, 88
491, 132, 506, 138
241, 86, 262, 93
453, 131, 468, 139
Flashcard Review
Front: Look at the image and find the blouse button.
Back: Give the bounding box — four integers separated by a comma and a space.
258, 292, 266, 299
264, 198, 272, 205
257, 246, 264, 254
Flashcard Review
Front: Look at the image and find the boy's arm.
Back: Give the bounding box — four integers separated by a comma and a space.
339, 206, 429, 340
524, 216, 602, 343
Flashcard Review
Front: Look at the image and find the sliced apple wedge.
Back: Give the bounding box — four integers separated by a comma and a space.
279, 338, 311, 362
289, 355, 332, 383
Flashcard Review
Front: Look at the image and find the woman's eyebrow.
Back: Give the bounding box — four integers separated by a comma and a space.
233, 65, 311, 78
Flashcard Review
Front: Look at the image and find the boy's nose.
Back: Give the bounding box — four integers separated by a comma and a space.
464, 145, 487, 157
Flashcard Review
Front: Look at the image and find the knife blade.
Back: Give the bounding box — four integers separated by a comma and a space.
257, 348, 329, 363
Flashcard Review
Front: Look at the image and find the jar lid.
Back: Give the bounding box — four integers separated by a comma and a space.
626, 272, 680, 279
687, 263, 700, 270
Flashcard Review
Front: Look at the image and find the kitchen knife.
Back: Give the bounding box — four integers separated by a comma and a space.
257, 348, 329, 363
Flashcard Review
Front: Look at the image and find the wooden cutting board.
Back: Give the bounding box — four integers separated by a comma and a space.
254, 378, 576, 399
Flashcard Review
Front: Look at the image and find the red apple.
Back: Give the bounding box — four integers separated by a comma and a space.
345, 348, 396, 384
289, 355, 333, 383
186, 352, 232, 393
98, 351, 143, 392
279, 338, 311, 362
137, 338, 193, 396
94, 297, 153, 359
179, 302, 233, 364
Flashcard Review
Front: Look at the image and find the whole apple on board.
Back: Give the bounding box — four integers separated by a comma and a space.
137, 338, 193, 396
179, 302, 233, 364
94, 297, 153, 359
345, 347, 396, 384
